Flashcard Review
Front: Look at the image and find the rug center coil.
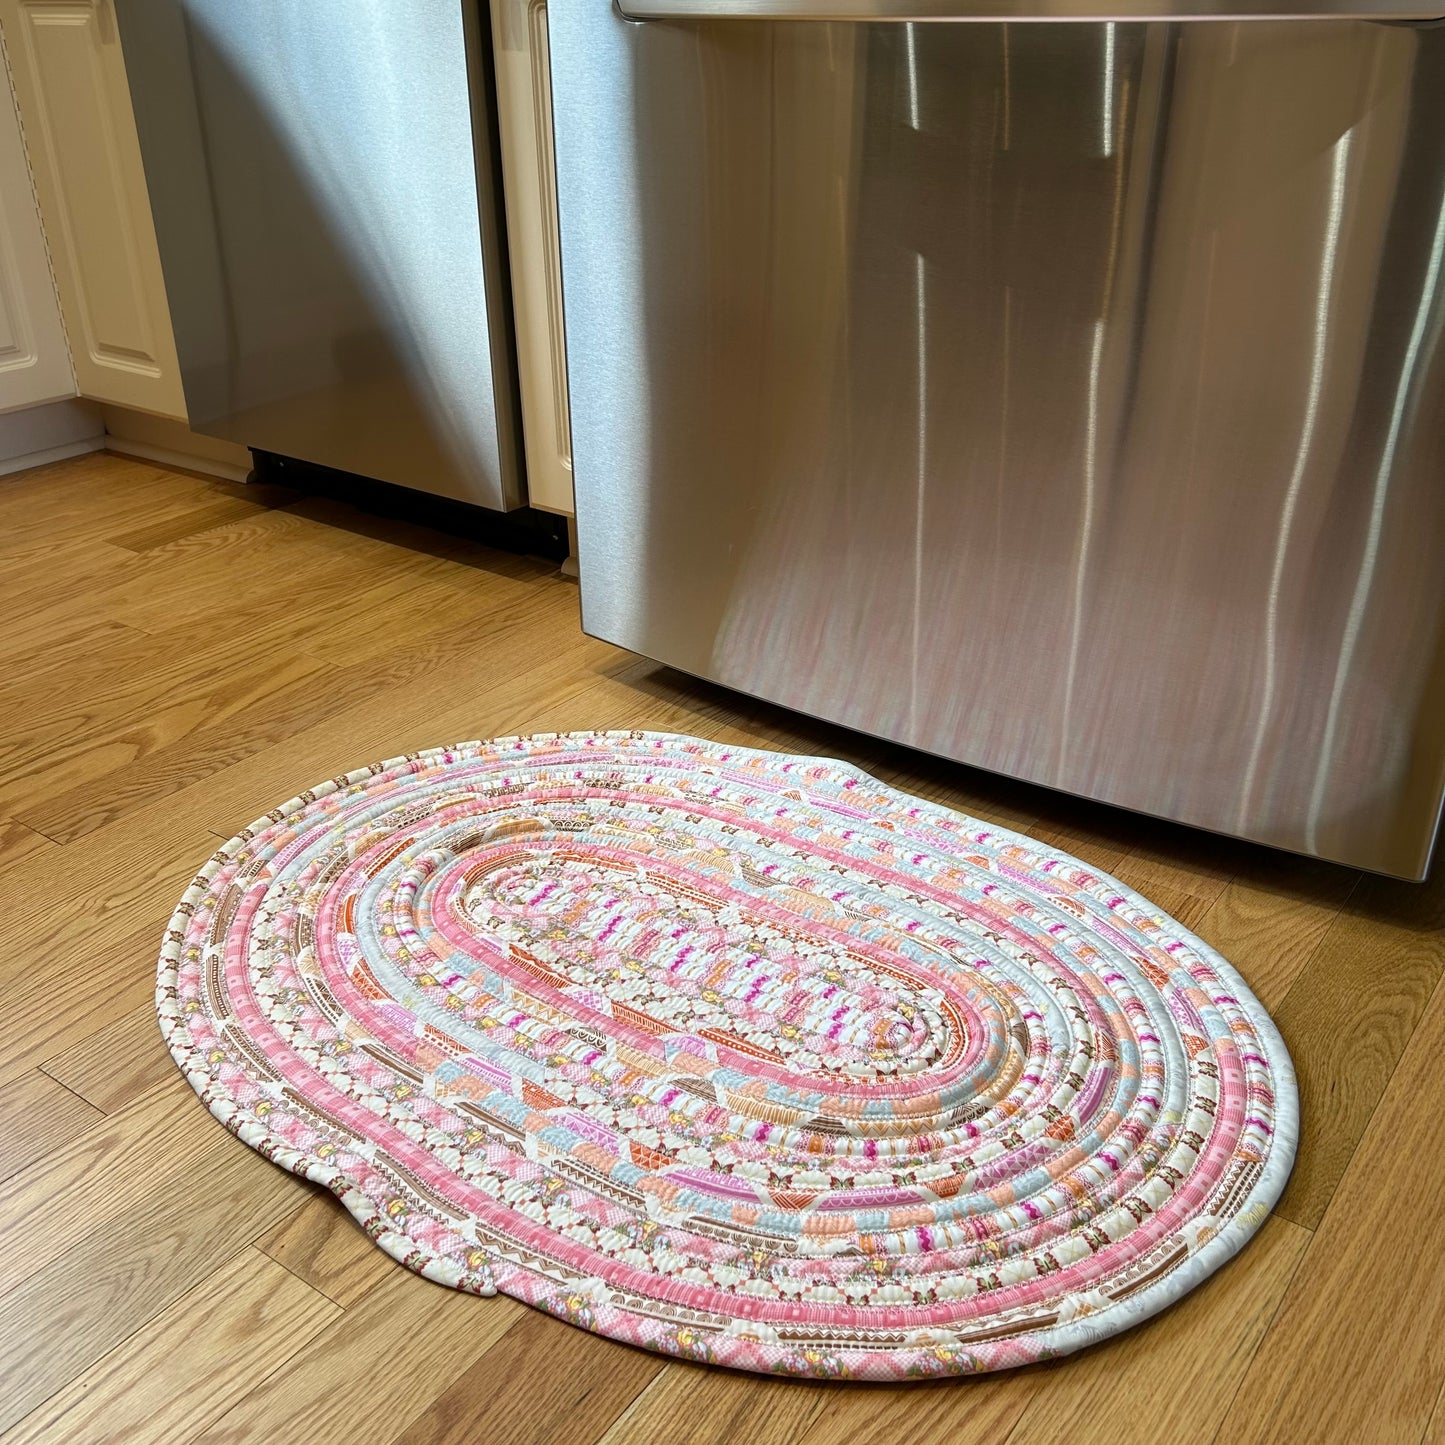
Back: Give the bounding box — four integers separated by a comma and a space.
452, 830, 962, 1080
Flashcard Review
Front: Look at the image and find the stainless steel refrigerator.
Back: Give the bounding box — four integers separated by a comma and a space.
550, 0, 1445, 878
117, 0, 523, 511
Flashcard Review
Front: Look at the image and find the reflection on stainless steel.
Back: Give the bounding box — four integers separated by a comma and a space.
621, 0, 1445, 19
553, 5, 1445, 877
1239, 130, 1352, 831
116, 0, 522, 509
1307, 183, 1445, 852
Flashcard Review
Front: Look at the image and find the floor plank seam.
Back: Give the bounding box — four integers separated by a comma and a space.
0, 1237, 262, 1439
17, 820, 69, 849
1201, 1227, 1317, 1445
1418, 1381, 1445, 1445
32, 1064, 106, 1116
1276, 964, 1445, 1233
7, 1243, 335, 1445
253, 1225, 380, 1313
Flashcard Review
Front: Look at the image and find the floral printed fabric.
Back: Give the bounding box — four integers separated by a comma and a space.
159, 731, 1296, 1378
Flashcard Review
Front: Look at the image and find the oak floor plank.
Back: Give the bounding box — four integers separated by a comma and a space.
1000, 1216, 1311, 1445
1217, 978, 1445, 1444
187, 617, 616, 841
396, 1309, 665, 1445
1193, 862, 1359, 1013
194, 1270, 523, 1444
105, 492, 280, 554
1423, 1383, 1445, 1445
0, 629, 338, 821
0, 1077, 239, 1295
0, 1127, 308, 1434
0, 620, 144, 703
0, 807, 218, 1087
1110, 844, 1235, 925
102, 502, 539, 642
40, 1004, 174, 1115
101, 507, 364, 633
0, 455, 236, 550
0, 819, 54, 877
275, 491, 560, 585
256, 1190, 397, 1309
0, 919, 167, 1093
276, 568, 529, 665
1119, 878, 1220, 934
0, 1069, 103, 1184
1025, 820, 1131, 877
0, 547, 140, 662
0, 1248, 339, 1445
596, 1365, 828, 1445
0, 504, 375, 663
16, 581, 562, 844
1269, 868, 1445, 1230
798, 1370, 1037, 1445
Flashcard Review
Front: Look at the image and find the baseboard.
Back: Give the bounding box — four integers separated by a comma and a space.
0, 435, 104, 478
103, 436, 250, 484
99, 405, 253, 482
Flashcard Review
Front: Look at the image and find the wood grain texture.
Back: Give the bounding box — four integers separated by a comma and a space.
0, 1123, 307, 1432
0, 1069, 102, 1183
1106, 849, 1233, 933
1001, 1216, 1311, 1445
15, 582, 557, 845
1269, 868, 1445, 1230
1218, 979, 1445, 1444
0, 1077, 272, 1296
1025, 820, 1130, 878
40, 1003, 175, 1115
193, 1272, 522, 1445
257, 1192, 397, 1309
2, 1249, 338, 1444
0, 819, 54, 876
104, 492, 283, 554
190, 616, 613, 842
596, 1366, 828, 1445
1, 453, 1437, 1445
0, 456, 224, 551
396, 1309, 664, 1445
0, 809, 216, 1087
1193, 861, 1359, 1014
0, 618, 338, 821
798, 1371, 1036, 1445
1424, 1384, 1445, 1445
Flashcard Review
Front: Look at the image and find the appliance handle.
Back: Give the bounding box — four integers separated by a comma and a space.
617, 0, 1445, 19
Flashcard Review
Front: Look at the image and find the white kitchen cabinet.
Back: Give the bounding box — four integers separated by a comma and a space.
493, 0, 573, 515
0, 31, 72, 413
0, 0, 186, 418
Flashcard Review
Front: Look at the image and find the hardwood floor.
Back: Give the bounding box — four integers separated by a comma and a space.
1, 451, 1440, 1443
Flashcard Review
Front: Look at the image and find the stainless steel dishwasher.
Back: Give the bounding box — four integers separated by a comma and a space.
117, 0, 523, 510
549, 0, 1445, 878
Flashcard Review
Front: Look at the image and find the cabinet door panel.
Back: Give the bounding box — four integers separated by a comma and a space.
1, 0, 185, 416
0, 35, 72, 412
494, 0, 573, 514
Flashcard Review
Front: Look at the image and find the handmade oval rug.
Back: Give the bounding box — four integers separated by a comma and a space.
159, 731, 1297, 1379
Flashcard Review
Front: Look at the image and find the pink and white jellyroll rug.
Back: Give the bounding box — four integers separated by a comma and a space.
159, 731, 1296, 1380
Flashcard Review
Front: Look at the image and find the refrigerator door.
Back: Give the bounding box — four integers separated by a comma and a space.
116, 0, 523, 510
551, 3, 1445, 877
